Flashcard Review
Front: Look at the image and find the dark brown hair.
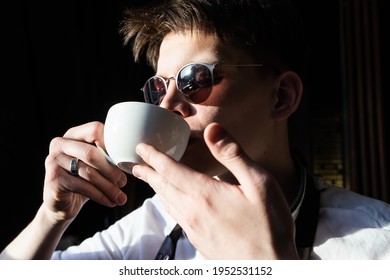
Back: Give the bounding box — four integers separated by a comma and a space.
120, 0, 307, 76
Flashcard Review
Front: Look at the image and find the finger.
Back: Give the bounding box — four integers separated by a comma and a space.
49, 138, 127, 206
52, 122, 127, 187
63, 121, 115, 167
134, 143, 210, 195
51, 170, 118, 208
72, 157, 127, 206
63, 121, 104, 146
132, 144, 215, 221
132, 159, 211, 232
46, 149, 128, 206
203, 122, 270, 196
132, 161, 185, 208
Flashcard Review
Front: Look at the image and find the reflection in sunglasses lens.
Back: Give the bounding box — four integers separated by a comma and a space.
143, 63, 214, 105
178, 64, 212, 97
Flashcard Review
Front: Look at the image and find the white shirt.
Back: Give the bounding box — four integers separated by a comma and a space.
51, 177, 390, 260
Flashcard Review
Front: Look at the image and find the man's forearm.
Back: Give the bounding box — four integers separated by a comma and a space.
0, 204, 72, 260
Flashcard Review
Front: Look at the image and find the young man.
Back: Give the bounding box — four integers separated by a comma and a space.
1, 0, 389, 260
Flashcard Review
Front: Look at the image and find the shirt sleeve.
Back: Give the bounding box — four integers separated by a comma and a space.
312, 183, 390, 259
51, 194, 177, 260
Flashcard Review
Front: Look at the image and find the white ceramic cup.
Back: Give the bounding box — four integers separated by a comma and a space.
103, 101, 190, 174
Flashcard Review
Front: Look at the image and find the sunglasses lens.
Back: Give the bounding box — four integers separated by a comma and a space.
143, 77, 166, 105
142, 64, 214, 105
177, 64, 213, 103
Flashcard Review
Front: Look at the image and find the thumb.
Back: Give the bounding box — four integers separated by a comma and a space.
204, 122, 268, 189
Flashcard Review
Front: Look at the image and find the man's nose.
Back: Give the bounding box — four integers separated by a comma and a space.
159, 82, 193, 117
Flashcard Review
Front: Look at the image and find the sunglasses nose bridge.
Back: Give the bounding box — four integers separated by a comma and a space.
162, 76, 188, 103
165, 76, 175, 88
159, 77, 194, 117
165, 76, 178, 95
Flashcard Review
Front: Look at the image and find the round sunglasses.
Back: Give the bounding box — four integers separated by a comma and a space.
141, 62, 265, 105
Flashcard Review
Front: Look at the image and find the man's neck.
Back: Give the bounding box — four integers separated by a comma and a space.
215, 156, 301, 209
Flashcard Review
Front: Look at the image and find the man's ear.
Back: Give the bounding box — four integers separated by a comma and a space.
272, 71, 303, 120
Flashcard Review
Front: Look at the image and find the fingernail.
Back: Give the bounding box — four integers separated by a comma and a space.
116, 174, 127, 187
132, 165, 140, 178
135, 143, 145, 156
117, 192, 127, 205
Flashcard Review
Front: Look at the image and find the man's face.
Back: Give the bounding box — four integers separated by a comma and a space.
155, 31, 277, 177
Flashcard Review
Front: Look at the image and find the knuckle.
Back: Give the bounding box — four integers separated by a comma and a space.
88, 121, 104, 140
44, 153, 55, 167
44, 158, 65, 183
83, 164, 94, 178
220, 141, 241, 161
157, 161, 171, 178
49, 137, 62, 152
82, 144, 96, 162
197, 189, 214, 210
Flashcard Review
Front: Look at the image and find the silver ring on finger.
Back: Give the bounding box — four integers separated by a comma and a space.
70, 157, 79, 176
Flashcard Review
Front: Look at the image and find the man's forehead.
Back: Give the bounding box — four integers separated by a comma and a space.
157, 32, 220, 73
157, 32, 253, 71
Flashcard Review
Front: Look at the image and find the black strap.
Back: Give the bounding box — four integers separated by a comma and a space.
154, 223, 182, 260
295, 173, 320, 259
154, 173, 320, 260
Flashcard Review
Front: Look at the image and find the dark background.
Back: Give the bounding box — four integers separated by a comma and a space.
1, 0, 388, 251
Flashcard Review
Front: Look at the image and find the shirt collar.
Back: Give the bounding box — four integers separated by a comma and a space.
290, 161, 307, 220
